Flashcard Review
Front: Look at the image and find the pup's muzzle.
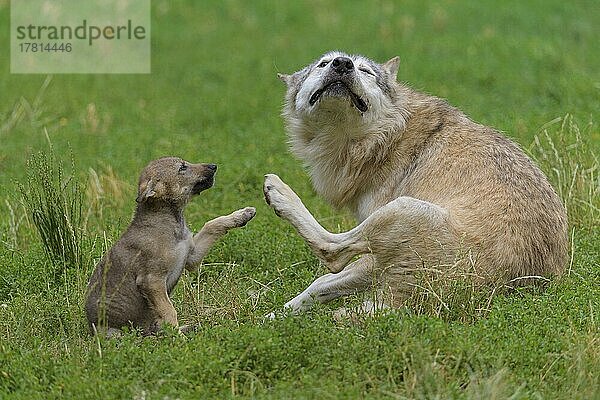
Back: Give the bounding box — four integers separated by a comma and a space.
191, 164, 217, 194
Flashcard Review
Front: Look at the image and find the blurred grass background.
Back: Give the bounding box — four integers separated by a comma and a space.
0, 1, 598, 398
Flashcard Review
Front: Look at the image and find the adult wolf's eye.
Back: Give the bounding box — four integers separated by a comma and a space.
359, 67, 375, 76
317, 60, 330, 68
178, 163, 188, 172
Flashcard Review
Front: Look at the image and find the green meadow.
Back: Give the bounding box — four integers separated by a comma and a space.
0, 1, 598, 398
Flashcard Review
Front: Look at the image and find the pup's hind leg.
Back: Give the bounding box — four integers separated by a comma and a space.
90, 323, 124, 338
264, 174, 457, 274
271, 255, 375, 317
186, 207, 256, 269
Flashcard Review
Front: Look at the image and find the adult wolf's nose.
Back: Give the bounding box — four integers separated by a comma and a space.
332, 56, 354, 75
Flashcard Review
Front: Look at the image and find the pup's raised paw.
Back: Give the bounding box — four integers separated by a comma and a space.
231, 207, 256, 227
263, 174, 303, 218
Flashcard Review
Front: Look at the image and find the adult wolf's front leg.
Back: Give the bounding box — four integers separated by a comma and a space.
264, 174, 370, 273
264, 174, 459, 278
281, 255, 376, 315
186, 207, 256, 269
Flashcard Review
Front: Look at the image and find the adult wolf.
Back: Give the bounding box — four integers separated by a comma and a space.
264, 51, 567, 315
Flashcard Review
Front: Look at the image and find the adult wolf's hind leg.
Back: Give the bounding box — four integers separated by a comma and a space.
264, 174, 457, 275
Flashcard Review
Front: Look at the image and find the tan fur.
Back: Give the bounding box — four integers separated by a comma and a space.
85, 157, 255, 335
265, 51, 568, 315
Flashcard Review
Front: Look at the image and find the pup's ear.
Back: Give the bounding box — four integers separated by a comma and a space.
136, 179, 161, 203
277, 73, 293, 85
382, 56, 400, 79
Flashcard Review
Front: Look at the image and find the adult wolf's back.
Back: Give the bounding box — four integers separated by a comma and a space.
265, 51, 567, 314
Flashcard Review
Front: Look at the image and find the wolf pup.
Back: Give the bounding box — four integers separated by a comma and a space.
86, 157, 256, 336
264, 51, 568, 315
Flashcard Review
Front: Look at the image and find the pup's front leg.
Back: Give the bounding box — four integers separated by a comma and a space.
186, 207, 256, 269
137, 274, 179, 329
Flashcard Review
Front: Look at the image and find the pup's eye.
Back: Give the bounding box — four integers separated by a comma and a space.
178, 163, 188, 172
359, 67, 375, 76
317, 60, 330, 68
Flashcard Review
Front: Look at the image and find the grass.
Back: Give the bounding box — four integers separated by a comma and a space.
18, 143, 88, 280
0, 1, 599, 398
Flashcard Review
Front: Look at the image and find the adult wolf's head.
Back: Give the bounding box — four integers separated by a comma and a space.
278, 52, 409, 208
279, 51, 404, 137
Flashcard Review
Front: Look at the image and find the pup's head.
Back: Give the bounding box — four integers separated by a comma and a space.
279, 51, 402, 129
135, 157, 217, 205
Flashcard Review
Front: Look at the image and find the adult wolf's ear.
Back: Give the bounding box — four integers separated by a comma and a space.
278, 69, 306, 87
136, 179, 163, 203
278, 73, 296, 86
382, 56, 400, 79
278, 73, 291, 84
278, 66, 310, 87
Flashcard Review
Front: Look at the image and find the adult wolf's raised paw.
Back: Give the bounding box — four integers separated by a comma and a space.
263, 174, 303, 218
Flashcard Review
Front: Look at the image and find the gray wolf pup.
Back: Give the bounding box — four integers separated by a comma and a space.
86, 157, 256, 335
264, 51, 568, 315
